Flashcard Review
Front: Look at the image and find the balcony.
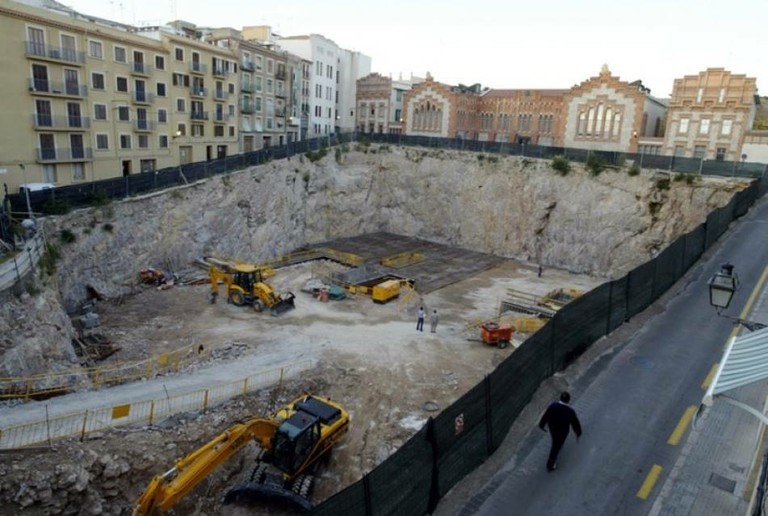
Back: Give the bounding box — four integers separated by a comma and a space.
130, 62, 152, 76
132, 91, 155, 104
214, 89, 229, 100
212, 67, 230, 78
213, 113, 230, 123
32, 114, 91, 130
29, 79, 88, 98
275, 70, 286, 81
134, 119, 155, 132
241, 60, 254, 71
190, 111, 209, 121
275, 89, 286, 98
189, 61, 207, 75
25, 41, 85, 65
190, 87, 207, 98
36, 147, 93, 162
240, 100, 254, 113
240, 81, 253, 93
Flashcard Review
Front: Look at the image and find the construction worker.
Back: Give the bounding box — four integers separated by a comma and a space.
416, 306, 425, 331
430, 309, 439, 333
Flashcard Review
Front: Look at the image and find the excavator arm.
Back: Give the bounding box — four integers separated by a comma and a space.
134, 417, 280, 515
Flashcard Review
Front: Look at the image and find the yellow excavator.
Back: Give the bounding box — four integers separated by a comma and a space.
134, 394, 350, 515
209, 263, 295, 316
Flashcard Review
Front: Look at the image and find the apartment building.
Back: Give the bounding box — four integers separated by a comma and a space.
662, 68, 757, 161
203, 25, 298, 150
357, 73, 422, 135
0, 0, 238, 192
336, 49, 371, 132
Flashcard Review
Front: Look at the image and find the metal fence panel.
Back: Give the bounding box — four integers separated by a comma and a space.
310, 479, 368, 516
683, 224, 706, 271
550, 283, 611, 372
654, 238, 684, 295
368, 426, 433, 516
626, 260, 656, 318
607, 276, 629, 333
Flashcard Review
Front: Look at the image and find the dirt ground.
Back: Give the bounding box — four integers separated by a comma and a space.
1, 258, 602, 515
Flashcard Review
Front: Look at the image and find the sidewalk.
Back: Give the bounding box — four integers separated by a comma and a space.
650, 280, 768, 516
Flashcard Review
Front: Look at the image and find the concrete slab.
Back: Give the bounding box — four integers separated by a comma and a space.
310, 232, 506, 293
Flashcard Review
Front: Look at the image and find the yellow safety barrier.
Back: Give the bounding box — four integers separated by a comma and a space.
0, 341, 211, 401
0, 359, 313, 450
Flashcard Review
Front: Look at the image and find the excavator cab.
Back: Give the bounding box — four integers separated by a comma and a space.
273, 413, 321, 474
233, 269, 260, 294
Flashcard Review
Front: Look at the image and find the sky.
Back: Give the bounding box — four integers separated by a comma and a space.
64, 0, 767, 98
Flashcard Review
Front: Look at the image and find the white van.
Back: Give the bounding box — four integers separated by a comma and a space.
19, 183, 55, 194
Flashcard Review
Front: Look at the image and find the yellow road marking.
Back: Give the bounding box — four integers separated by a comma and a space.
637, 464, 663, 500
667, 406, 697, 445
727, 265, 768, 341
701, 363, 719, 389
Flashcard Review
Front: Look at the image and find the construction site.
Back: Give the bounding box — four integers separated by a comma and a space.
0, 144, 749, 515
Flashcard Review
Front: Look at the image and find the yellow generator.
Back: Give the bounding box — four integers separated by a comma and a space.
372, 279, 401, 303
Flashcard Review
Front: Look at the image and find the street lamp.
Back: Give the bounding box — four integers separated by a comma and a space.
708, 263, 766, 331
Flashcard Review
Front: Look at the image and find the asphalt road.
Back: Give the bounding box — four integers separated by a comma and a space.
451, 195, 768, 515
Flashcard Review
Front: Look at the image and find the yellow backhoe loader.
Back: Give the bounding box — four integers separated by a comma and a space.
209, 263, 295, 316
134, 394, 349, 515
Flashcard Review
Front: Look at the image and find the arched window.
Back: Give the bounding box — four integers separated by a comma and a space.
587, 107, 595, 136
613, 113, 621, 137
578, 112, 586, 135
604, 108, 612, 137
596, 104, 604, 137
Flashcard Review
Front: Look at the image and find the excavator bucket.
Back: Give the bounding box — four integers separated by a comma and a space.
270, 292, 296, 316
223, 481, 313, 512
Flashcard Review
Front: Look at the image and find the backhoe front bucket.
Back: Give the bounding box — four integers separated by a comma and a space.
270, 292, 296, 316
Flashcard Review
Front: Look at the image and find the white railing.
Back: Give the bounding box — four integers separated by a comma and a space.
0, 234, 44, 292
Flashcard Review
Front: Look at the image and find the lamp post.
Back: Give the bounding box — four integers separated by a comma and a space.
708, 263, 767, 331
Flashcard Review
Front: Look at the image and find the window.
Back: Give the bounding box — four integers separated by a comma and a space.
721, 119, 733, 136
674, 145, 685, 157
174, 47, 184, 61
27, 27, 45, 56
120, 134, 131, 149
266, 117, 273, 129
155, 55, 165, 70
158, 108, 167, 123
191, 124, 204, 137
254, 97, 262, 112
254, 55, 263, 70
67, 102, 82, 127
89, 40, 103, 59
117, 106, 130, 121
114, 46, 127, 63
228, 83, 235, 94
228, 104, 235, 116
266, 79, 273, 93
138, 134, 149, 148
327, 64, 332, 78
91, 72, 105, 90
176, 123, 186, 136
71, 163, 85, 181
267, 59, 273, 74
716, 147, 726, 161
156, 82, 166, 97
159, 135, 168, 148
64, 69, 80, 95
94, 104, 107, 120
176, 98, 186, 112
255, 77, 262, 92
96, 133, 109, 150
316, 61, 322, 75
35, 100, 52, 126
718, 88, 726, 103
61, 35, 77, 61
214, 126, 224, 137
172, 73, 190, 87
140, 159, 155, 173
43, 164, 57, 183
693, 145, 706, 159
116, 76, 128, 92
229, 126, 235, 137
679, 118, 689, 134
699, 119, 710, 135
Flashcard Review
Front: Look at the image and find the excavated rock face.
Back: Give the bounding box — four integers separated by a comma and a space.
8, 146, 741, 377
0, 286, 78, 378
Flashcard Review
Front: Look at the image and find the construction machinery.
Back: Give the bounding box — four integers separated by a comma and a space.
209, 263, 295, 316
480, 321, 514, 349
134, 394, 349, 515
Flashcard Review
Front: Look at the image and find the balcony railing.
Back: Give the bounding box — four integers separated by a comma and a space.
189, 61, 207, 74
190, 87, 207, 97
190, 111, 209, 121
241, 60, 254, 71
24, 41, 85, 65
36, 147, 93, 162
241, 81, 253, 93
28, 79, 88, 97
32, 114, 91, 129
214, 89, 229, 100
132, 91, 155, 104
213, 113, 230, 123
134, 119, 155, 131
240, 100, 254, 113
275, 70, 287, 81
130, 62, 152, 75
212, 67, 230, 78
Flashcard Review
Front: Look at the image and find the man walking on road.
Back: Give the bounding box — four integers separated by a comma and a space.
538, 391, 582, 471
416, 306, 425, 332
